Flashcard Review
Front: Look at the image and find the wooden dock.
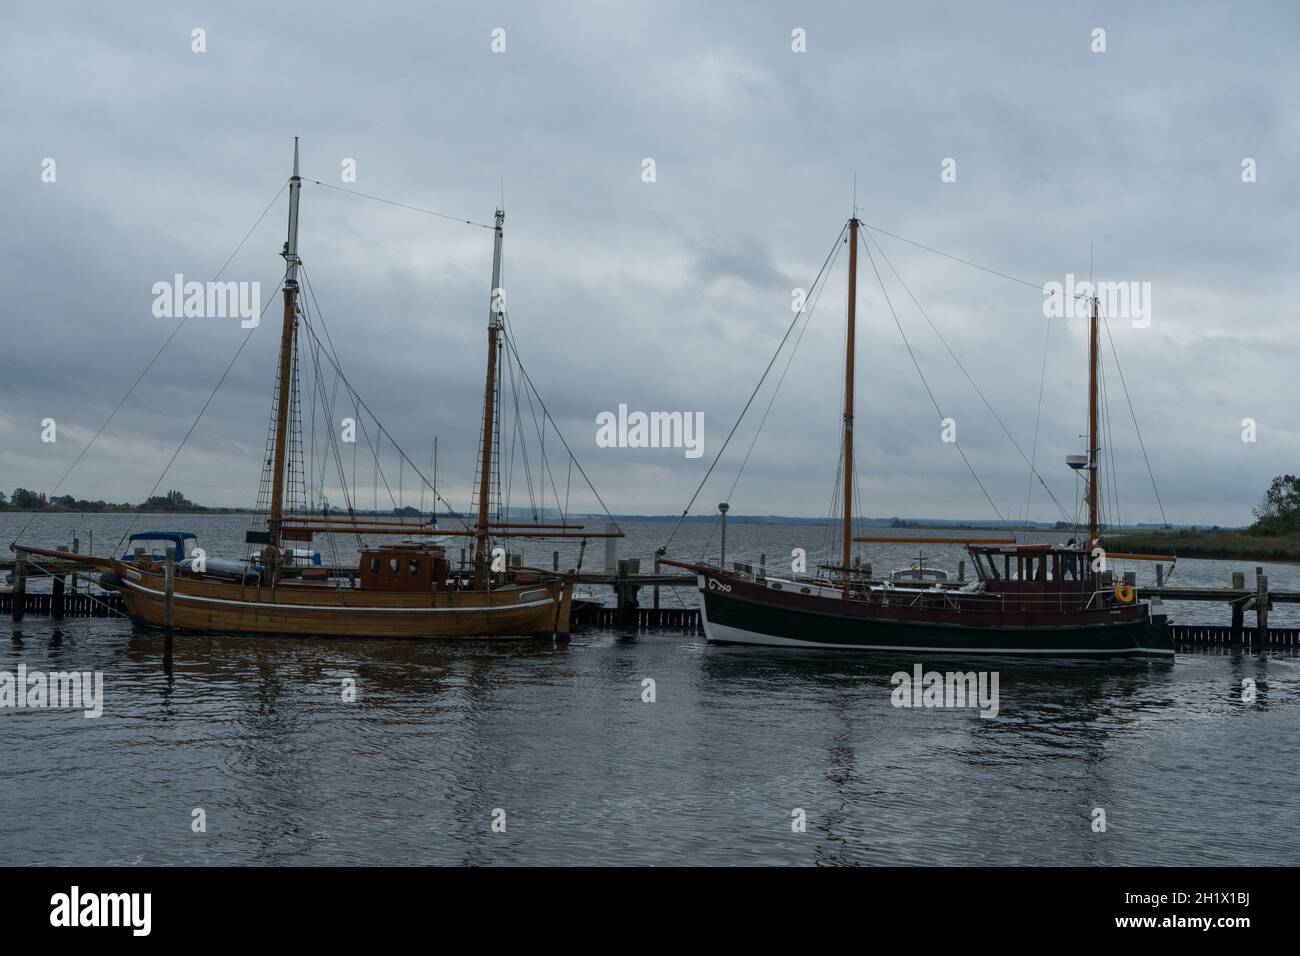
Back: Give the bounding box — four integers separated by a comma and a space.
3, 591, 1298, 646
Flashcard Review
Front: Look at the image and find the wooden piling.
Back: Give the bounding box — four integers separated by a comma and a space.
958, 559, 966, 583
1256, 567, 1269, 651
52, 574, 65, 618
653, 550, 661, 610
604, 521, 618, 573
71, 537, 80, 593
164, 551, 175, 634
12, 554, 25, 621
1230, 599, 1245, 643
615, 558, 640, 629
1155, 563, 1163, 587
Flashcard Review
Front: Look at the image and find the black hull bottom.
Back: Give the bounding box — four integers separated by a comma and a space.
702, 589, 1174, 658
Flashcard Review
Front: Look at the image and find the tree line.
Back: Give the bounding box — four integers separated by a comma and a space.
0, 489, 213, 513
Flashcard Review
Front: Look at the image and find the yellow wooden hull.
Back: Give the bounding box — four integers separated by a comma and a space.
107, 562, 572, 639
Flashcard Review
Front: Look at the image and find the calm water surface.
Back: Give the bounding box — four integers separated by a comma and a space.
2, 516, 1298, 865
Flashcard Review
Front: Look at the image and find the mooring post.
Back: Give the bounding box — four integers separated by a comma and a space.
12, 554, 25, 621
1155, 563, 1163, 588
958, 559, 966, 583
758, 552, 766, 584
604, 521, 618, 574
552, 550, 559, 573
1256, 567, 1269, 652
1230, 599, 1245, 643
52, 574, 65, 618
653, 548, 662, 609
71, 537, 80, 593
615, 558, 640, 629
164, 551, 176, 634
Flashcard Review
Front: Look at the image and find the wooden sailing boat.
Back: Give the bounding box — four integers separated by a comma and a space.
665, 217, 1173, 657
25, 141, 617, 639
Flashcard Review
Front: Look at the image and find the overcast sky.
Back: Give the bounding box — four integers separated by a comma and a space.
1, 1, 1296, 525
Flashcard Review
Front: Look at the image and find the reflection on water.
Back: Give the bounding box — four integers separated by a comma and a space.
2, 612, 1297, 865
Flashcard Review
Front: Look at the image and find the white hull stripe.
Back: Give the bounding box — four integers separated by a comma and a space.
119, 579, 556, 614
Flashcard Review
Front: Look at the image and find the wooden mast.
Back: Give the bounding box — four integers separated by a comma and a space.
474, 208, 506, 588
267, 137, 302, 579
842, 217, 859, 601
1087, 293, 1100, 548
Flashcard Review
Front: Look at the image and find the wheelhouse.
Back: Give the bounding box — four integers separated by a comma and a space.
359, 545, 451, 593
967, 543, 1095, 592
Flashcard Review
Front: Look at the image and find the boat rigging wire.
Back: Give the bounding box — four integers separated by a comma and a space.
292, 290, 474, 535
12, 178, 290, 546
859, 222, 1045, 291
300, 264, 428, 536
114, 278, 285, 552
857, 229, 1011, 529
498, 324, 623, 532
700, 230, 845, 560
1098, 304, 1170, 528
298, 269, 368, 550
862, 228, 1074, 525
663, 222, 849, 553
306, 179, 494, 229
1024, 312, 1055, 528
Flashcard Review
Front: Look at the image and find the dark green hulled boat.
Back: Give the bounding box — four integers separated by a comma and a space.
670, 542, 1171, 657
664, 217, 1173, 659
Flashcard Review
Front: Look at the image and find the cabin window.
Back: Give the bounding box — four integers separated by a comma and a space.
370, 557, 380, 573
409, 559, 421, 577
389, 558, 400, 574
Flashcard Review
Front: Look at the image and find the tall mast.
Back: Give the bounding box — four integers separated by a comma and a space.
267, 137, 302, 578
1087, 293, 1100, 548
474, 208, 506, 588
842, 218, 859, 601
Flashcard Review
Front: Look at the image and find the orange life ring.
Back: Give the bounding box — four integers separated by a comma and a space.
1113, 584, 1135, 604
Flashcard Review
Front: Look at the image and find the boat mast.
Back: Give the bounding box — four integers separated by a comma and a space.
267, 137, 302, 578
474, 208, 506, 588
842, 217, 859, 601
1087, 293, 1100, 549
